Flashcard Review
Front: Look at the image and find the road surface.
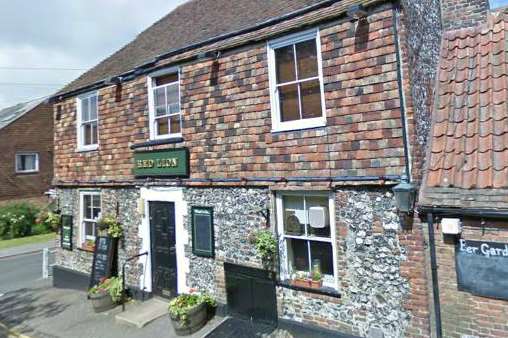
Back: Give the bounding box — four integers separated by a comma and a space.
0, 250, 54, 294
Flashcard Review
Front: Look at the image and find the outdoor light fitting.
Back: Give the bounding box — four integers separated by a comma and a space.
392, 175, 416, 214
347, 4, 368, 20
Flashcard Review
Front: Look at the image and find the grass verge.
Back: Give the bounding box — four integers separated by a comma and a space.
0, 233, 55, 251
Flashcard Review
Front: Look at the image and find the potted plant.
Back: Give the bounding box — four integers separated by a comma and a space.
252, 229, 277, 269
168, 292, 216, 336
97, 215, 123, 239
291, 271, 311, 288
88, 276, 123, 312
310, 271, 323, 289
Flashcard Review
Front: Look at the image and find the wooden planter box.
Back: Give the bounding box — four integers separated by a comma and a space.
170, 302, 208, 336
310, 280, 323, 289
89, 290, 116, 313
291, 278, 311, 288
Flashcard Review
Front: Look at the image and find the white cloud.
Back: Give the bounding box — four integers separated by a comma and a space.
0, 0, 187, 109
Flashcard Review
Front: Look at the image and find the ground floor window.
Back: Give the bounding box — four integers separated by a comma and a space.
79, 191, 101, 250
276, 192, 338, 289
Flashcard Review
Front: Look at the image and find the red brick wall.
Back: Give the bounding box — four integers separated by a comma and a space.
0, 103, 54, 200
441, 0, 490, 30
435, 219, 508, 338
54, 8, 407, 184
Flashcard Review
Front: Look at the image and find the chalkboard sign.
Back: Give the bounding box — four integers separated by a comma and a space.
60, 215, 73, 251
456, 239, 508, 300
89, 236, 117, 288
192, 207, 214, 257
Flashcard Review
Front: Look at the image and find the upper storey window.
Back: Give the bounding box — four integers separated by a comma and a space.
76, 92, 99, 151
490, 0, 508, 9
268, 29, 326, 132
148, 71, 181, 140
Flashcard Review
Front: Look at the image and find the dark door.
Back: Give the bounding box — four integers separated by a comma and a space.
225, 263, 277, 325
149, 201, 177, 298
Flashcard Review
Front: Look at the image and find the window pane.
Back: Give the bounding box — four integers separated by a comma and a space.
279, 84, 300, 122
300, 80, 322, 119
92, 195, 101, 208
92, 207, 101, 220
89, 95, 97, 120
170, 115, 181, 134
81, 98, 90, 121
83, 123, 92, 145
307, 196, 330, 237
166, 84, 179, 114
25, 155, 36, 171
275, 45, 296, 84
91, 122, 98, 145
283, 195, 305, 235
296, 40, 318, 79
154, 88, 166, 116
83, 195, 92, 219
155, 73, 178, 86
157, 118, 169, 135
84, 221, 95, 237
287, 238, 309, 272
310, 241, 333, 275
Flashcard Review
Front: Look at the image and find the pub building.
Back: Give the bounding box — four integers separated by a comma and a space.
418, 2, 508, 338
50, 0, 442, 337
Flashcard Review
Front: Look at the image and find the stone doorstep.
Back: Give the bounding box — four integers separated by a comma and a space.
115, 298, 169, 328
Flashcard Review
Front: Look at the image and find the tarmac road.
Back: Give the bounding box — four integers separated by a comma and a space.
0, 251, 53, 295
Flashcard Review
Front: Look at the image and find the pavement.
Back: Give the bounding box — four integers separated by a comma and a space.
0, 280, 223, 338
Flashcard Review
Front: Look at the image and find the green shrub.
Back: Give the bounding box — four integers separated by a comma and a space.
0, 203, 41, 239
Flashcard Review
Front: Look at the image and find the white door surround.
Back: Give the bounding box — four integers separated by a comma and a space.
138, 187, 189, 294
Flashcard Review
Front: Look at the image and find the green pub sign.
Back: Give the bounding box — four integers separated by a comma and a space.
60, 215, 73, 251
133, 148, 189, 177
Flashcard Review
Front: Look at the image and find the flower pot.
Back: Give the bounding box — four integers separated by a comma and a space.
291, 278, 311, 288
170, 302, 207, 336
310, 280, 323, 289
89, 291, 116, 313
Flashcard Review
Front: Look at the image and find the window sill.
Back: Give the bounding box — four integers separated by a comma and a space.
15, 171, 39, 175
77, 246, 95, 253
277, 280, 340, 298
131, 137, 184, 149
271, 117, 326, 133
76, 145, 99, 153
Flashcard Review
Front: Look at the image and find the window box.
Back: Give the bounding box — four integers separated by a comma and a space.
291, 277, 311, 288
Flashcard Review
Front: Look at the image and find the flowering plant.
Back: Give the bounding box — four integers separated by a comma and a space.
88, 277, 123, 303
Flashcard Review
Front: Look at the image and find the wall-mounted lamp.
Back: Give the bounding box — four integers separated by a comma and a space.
347, 4, 368, 20
392, 176, 416, 214
441, 218, 462, 235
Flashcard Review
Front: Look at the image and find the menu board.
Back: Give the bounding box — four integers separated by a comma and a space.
60, 215, 73, 251
192, 207, 214, 258
456, 239, 508, 300
89, 236, 117, 288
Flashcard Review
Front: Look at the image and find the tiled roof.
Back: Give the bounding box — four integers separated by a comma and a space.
57, 0, 327, 95
0, 98, 47, 131
421, 10, 508, 208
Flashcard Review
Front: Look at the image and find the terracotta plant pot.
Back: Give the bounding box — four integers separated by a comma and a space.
89, 290, 116, 313
170, 302, 208, 336
310, 280, 323, 289
291, 278, 311, 288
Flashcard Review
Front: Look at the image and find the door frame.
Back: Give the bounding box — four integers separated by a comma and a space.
139, 187, 189, 294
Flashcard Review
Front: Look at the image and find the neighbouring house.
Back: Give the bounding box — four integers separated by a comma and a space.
419, 1, 508, 338
0, 99, 54, 203
50, 0, 442, 337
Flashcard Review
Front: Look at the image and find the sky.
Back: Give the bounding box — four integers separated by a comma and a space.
0, 0, 187, 109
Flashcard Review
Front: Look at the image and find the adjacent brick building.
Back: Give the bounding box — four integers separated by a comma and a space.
420, 1, 508, 338
51, 0, 442, 337
0, 99, 53, 202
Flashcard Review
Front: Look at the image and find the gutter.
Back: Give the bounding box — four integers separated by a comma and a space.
419, 206, 508, 219
50, 0, 382, 102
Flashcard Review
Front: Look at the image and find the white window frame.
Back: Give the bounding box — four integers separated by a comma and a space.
276, 191, 338, 289
267, 28, 327, 133
147, 68, 182, 140
15, 152, 39, 173
79, 191, 101, 247
76, 91, 99, 152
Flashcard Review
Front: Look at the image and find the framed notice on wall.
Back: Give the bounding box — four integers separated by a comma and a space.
192, 207, 214, 258
60, 215, 73, 251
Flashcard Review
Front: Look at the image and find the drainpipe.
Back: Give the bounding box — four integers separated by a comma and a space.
427, 213, 443, 338
391, 2, 412, 182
